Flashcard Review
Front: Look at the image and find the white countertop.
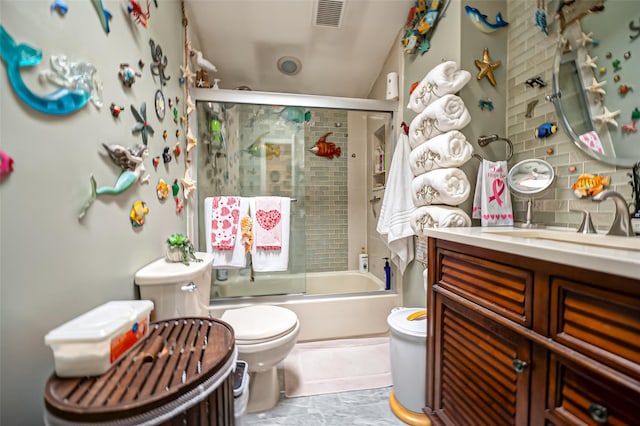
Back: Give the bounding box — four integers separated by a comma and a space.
423, 227, 640, 280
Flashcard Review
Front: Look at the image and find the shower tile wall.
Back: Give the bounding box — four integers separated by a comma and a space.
305, 109, 349, 272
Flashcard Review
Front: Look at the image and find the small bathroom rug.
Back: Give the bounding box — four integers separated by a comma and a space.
283, 337, 392, 398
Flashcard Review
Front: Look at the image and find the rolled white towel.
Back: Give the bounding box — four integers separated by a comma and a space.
409, 94, 471, 149
409, 130, 473, 175
408, 61, 471, 113
410, 205, 471, 236
411, 168, 471, 207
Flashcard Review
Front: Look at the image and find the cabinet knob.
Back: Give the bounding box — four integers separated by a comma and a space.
588, 403, 608, 424
512, 358, 528, 373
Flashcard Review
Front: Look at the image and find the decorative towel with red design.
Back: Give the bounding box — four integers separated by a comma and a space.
254, 197, 283, 250
211, 196, 241, 250
472, 159, 514, 226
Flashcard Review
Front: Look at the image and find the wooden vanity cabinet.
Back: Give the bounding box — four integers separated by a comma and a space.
425, 238, 640, 426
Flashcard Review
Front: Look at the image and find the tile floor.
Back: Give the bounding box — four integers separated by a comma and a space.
242, 385, 404, 425
240, 368, 405, 425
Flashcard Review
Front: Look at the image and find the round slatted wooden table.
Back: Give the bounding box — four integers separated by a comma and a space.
44, 317, 236, 426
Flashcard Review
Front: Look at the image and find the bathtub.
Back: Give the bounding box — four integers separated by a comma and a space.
209, 271, 401, 342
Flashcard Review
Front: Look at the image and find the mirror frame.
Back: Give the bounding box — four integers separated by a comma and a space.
551, 6, 639, 168
507, 159, 556, 197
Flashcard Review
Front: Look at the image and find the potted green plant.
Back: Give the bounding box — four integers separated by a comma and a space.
165, 233, 202, 265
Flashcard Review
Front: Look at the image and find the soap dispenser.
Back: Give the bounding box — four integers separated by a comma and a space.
383, 257, 391, 290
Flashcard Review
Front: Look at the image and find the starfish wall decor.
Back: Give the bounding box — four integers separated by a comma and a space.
474, 47, 501, 87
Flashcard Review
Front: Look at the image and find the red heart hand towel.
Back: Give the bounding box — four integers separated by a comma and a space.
255, 197, 282, 250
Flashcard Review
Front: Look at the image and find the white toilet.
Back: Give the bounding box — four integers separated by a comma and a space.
221, 304, 300, 413
134, 252, 214, 320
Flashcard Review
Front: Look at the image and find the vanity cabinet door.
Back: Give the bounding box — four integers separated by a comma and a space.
550, 277, 640, 381
546, 353, 640, 425
431, 294, 531, 426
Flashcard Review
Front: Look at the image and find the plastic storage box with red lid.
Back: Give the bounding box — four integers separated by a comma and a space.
44, 300, 154, 377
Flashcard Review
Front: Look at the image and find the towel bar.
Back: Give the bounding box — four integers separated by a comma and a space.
472, 134, 513, 162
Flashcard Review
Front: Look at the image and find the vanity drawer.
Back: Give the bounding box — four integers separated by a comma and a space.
547, 354, 640, 425
437, 248, 533, 327
550, 277, 640, 381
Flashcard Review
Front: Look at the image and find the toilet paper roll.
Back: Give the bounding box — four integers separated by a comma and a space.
386, 72, 399, 100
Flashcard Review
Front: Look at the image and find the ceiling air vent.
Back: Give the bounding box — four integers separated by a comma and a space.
314, 0, 346, 28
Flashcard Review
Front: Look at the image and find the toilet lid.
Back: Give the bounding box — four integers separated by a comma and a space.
221, 305, 298, 341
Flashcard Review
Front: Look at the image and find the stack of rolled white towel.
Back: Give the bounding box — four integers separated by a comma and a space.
407, 61, 474, 236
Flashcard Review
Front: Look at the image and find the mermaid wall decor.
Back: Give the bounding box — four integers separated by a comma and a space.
78, 144, 151, 220
0, 26, 98, 115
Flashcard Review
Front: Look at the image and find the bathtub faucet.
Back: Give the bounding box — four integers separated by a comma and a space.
592, 190, 634, 237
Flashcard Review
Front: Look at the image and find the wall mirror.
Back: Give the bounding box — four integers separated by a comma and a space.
551, 0, 639, 167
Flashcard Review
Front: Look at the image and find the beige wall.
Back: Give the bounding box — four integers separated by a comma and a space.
400, 0, 509, 308
367, 28, 407, 299
0, 1, 186, 422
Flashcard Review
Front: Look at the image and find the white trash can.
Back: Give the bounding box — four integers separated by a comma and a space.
387, 307, 427, 414
233, 360, 250, 425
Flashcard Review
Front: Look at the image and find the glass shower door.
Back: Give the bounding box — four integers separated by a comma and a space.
196, 101, 306, 297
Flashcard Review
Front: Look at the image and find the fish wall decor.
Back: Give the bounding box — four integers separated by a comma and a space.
0, 148, 14, 182
130, 200, 149, 227
91, 0, 112, 33
572, 174, 610, 198
310, 132, 341, 159
534, 122, 558, 138
245, 132, 280, 160
464, 5, 509, 33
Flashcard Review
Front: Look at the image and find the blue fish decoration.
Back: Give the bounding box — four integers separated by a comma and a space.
0, 25, 90, 115
534, 122, 557, 139
50, 0, 69, 15
534, 9, 548, 35
91, 0, 112, 33
464, 5, 509, 33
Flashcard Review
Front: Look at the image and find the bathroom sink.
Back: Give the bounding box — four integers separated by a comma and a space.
483, 228, 640, 251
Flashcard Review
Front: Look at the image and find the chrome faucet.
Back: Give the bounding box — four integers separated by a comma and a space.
592, 190, 634, 237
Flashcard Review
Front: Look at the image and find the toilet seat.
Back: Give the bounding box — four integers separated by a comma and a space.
221, 305, 298, 345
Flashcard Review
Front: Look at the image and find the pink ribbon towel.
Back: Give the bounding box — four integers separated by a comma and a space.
472, 160, 514, 227
255, 197, 283, 250
211, 196, 241, 250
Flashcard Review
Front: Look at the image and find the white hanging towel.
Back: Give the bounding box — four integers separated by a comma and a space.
205, 197, 249, 268
472, 159, 514, 226
250, 197, 291, 272
376, 133, 416, 275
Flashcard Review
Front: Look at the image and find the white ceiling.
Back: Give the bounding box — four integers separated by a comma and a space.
184, 0, 413, 98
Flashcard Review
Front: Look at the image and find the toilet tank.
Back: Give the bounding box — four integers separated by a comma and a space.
134, 252, 214, 321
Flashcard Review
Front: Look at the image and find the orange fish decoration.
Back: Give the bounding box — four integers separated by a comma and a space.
310, 132, 341, 159
572, 174, 610, 198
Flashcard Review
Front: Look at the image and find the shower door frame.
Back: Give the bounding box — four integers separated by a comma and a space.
187, 88, 398, 297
